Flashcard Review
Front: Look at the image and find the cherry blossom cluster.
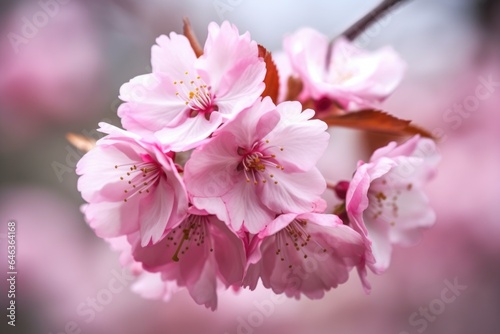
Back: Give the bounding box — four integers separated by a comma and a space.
76, 21, 439, 310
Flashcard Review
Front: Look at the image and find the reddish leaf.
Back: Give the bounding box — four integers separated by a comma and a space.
183, 17, 203, 58
284, 76, 303, 102
258, 45, 279, 104
321, 109, 435, 138
66, 133, 96, 153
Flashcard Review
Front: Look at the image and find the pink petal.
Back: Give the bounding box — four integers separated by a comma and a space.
191, 197, 229, 224
184, 131, 241, 198
259, 213, 298, 237
138, 179, 177, 246
386, 187, 436, 245
77, 128, 188, 245
152, 33, 197, 78
214, 97, 279, 147
186, 260, 218, 310
267, 102, 329, 171
223, 179, 275, 233
131, 273, 179, 302
260, 167, 326, 214
155, 112, 223, 152
118, 73, 187, 135
77, 143, 136, 202
214, 60, 265, 119
249, 213, 364, 299
370, 135, 419, 161
283, 28, 329, 92
199, 21, 259, 93
328, 37, 406, 101
82, 199, 140, 238
209, 218, 246, 286
365, 222, 392, 273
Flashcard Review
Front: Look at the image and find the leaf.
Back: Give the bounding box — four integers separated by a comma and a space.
258, 45, 279, 104
183, 17, 203, 58
321, 109, 435, 138
66, 133, 96, 153
284, 76, 303, 102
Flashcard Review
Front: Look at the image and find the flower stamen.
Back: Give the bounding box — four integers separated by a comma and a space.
114, 160, 161, 202
173, 72, 215, 117
237, 143, 285, 186
166, 215, 212, 262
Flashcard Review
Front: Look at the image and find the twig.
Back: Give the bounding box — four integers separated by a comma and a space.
341, 0, 410, 41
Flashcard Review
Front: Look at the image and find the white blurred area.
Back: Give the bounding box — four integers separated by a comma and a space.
0, 0, 499, 333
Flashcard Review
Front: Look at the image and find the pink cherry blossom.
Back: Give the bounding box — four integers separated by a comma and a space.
106, 236, 179, 302
106, 235, 143, 276
76, 123, 188, 246
131, 273, 180, 302
283, 28, 406, 110
131, 207, 246, 310
345, 135, 439, 286
184, 97, 330, 233
118, 21, 266, 151
244, 212, 365, 299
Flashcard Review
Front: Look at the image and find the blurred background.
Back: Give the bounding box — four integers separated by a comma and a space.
0, 0, 499, 333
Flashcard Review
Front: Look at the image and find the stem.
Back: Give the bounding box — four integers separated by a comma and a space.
326, 181, 338, 191
341, 0, 410, 41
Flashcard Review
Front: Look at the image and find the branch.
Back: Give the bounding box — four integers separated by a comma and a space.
341, 0, 410, 41
183, 17, 203, 57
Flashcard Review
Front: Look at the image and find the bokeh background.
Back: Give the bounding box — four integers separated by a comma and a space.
1, 0, 499, 333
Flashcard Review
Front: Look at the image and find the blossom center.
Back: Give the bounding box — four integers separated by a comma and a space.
327, 55, 357, 84
329, 67, 355, 83
366, 178, 414, 227
115, 155, 162, 202
236, 140, 285, 185
174, 71, 217, 120
275, 219, 328, 270
164, 215, 213, 262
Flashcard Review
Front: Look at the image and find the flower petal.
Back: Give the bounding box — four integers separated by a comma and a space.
198, 21, 259, 92
283, 28, 329, 94
152, 33, 197, 77
214, 97, 279, 147
82, 199, 140, 238
118, 73, 187, 135
260, 167, 326, 214
138, 179, 177, 246
208, 218, 246, 286
267, 102, 329, 171
184, 131, 241, 198
223, 179, 275, 233
155, 112, 223, 151
247, 213, 364, 299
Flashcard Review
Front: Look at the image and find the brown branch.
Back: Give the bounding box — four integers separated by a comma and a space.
66, 133, 96, 153
341, 0, 410, 41
183, 17, 203, 57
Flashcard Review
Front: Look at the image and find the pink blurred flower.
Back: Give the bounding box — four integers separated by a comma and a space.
131, 207, 246, 310
0, 1, 105, 147
77, 123, 188, 246
131, 272, 179, 302
346, 135, 439, 287
244, 212, 365, 299
118, 21, 266, 151
184, 97, 329, 233
106, 236, 179, 302
283, 28, 405, 110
